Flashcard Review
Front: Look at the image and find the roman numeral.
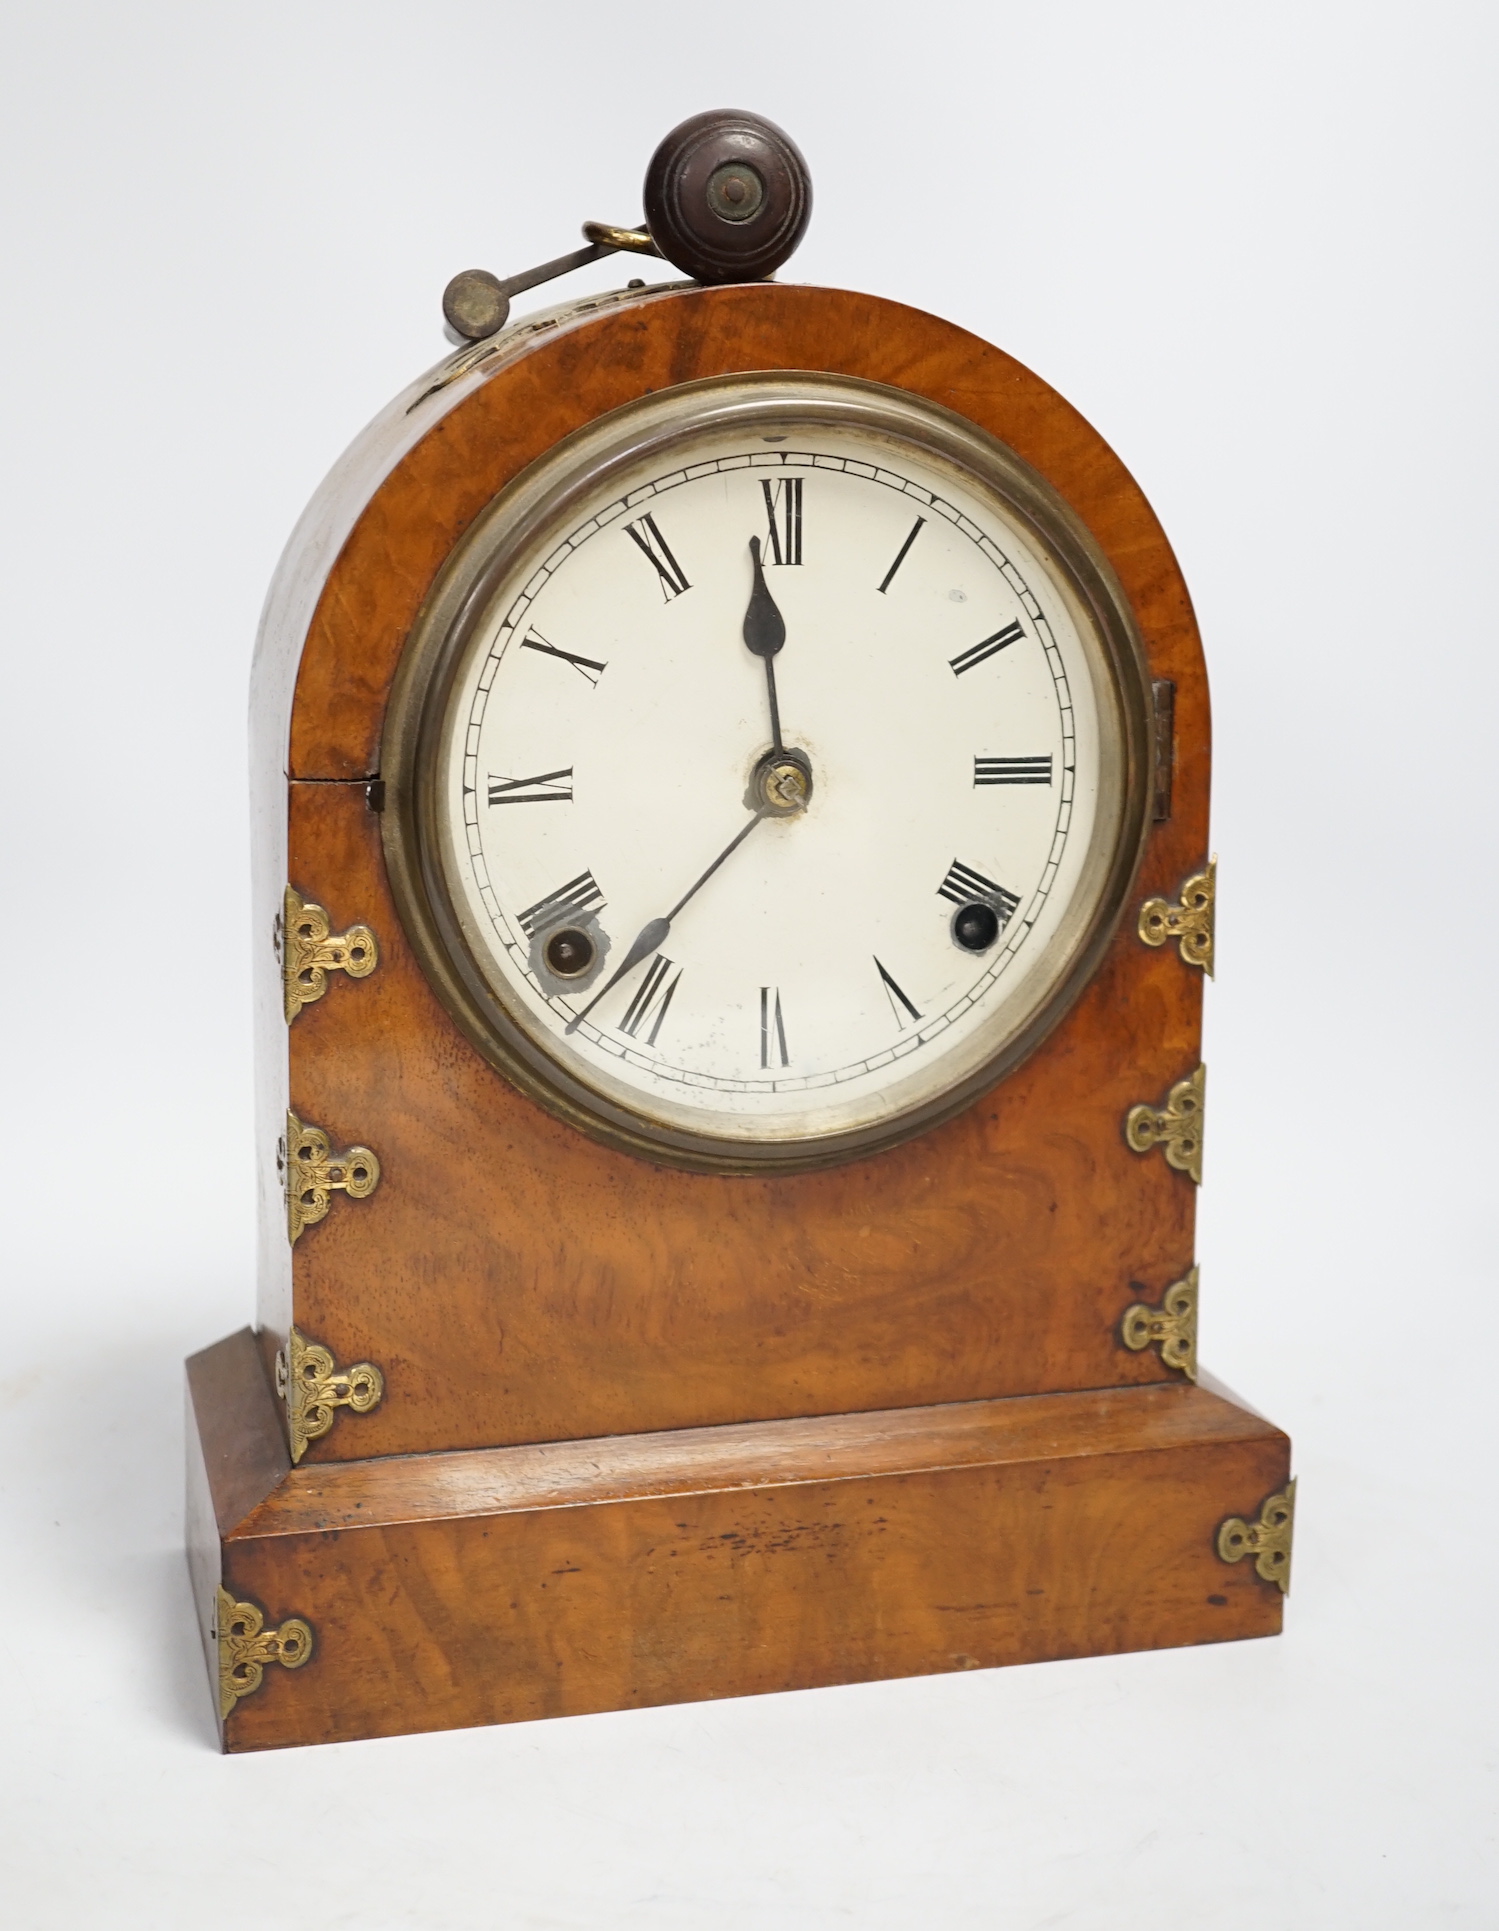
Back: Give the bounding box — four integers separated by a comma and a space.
874, 956, 921, 1027
759, 986, 789, 1067
487, 766, 573, 806
619, 954, 680, 1045
877, 516, 925, 594
624, 512, 691, 600
938, 859, 1020, 923
761, 477, 803, 564
974, 755, 1053, 786
950, 619, 1024, 675
520, 630, 606, 686
517, 870, 604, 938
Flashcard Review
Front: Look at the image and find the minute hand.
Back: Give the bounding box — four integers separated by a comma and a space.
564, 810, 768, 1034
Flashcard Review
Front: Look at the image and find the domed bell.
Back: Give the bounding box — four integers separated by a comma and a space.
643, 110, 812, 285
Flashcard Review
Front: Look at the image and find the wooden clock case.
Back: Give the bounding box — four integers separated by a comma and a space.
186, 280, 1291, 1752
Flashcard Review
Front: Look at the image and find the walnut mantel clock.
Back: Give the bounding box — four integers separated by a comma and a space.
186, 111, 1293, 1751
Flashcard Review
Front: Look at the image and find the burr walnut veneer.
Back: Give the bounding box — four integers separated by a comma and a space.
187, 282, 1290, 1750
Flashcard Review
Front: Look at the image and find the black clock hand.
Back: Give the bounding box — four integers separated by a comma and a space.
564, 810, 768, 1033
743, 535, 786, 751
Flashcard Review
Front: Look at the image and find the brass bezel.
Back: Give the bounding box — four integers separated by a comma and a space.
381, 372, 1155, 1174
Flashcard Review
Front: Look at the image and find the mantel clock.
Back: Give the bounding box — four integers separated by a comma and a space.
186, 112, 1293, 1751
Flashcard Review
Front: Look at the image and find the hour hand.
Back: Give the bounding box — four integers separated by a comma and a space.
743, 536, 785, 750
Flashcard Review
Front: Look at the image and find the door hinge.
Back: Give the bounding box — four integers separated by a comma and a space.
281, 1111, 381, 1244
215, 1587, 313, 1717
1125, 1064, 1205, 1185
275, 1325, 385, 1463
1121, 1265, 1199, 1380
1139, 858, 1215, 975
1217, 1479, 1296, 1594
280, 885, 379, 1023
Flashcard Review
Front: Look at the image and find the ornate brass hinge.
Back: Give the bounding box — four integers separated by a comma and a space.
1216, 1480, 1296, 1594
280, 885, 379, 1022
281, 1111, 381, 1244
214, 1586, 313, 1717
275, 1325, 385, 1463
1125, 1064, 1205, 1185
1139, 858, 1215, 975
1121, 1265, 1199, 1379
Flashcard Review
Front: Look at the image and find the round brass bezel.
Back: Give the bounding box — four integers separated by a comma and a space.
381, 371, 1155, 1174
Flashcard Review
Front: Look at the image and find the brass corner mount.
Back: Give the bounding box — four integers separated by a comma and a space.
281, 1111, 381, 1244
1139, 858, 1215, 975
281, 884, 379, 1022
275, 1326, 385, 1463
1121, 1265, 1198, 1380
215, 1587, 313, 1718
1125, 1064, 1205, 1185
1217, 1480, 1296, 1594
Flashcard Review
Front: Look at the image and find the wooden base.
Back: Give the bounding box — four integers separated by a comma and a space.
187, 1329, 1289, 1752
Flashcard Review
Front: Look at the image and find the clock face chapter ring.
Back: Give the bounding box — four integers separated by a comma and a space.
381, 372, 1154, 1173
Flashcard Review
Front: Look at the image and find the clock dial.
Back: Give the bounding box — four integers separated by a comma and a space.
387, 377, 1151, 1168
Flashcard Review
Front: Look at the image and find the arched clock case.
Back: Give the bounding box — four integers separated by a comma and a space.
186, 124, 1291, 1752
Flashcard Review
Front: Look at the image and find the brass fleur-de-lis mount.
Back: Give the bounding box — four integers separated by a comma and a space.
280, 1110, 381, 1244
1217, 1480, 1297, 1594
274, 1325, 385, 1463
214, 1586, 314, 1717
1138, 858, 1216, 975
280, 884, 379, 1022
1125, 1064, 1205, 1185
1121, 1265, 1199, 1380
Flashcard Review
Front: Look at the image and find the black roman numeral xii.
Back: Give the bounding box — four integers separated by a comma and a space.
761, 478, 803, 564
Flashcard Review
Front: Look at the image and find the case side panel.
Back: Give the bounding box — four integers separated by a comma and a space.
249, 296, 670, 1350
249, 350, 497, 1354
187, 1328, 293, 1532
184, 1372, 226, 1747
185, 1328, 294, 1749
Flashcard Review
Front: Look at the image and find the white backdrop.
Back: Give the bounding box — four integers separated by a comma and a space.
2, 3, 1495, 1924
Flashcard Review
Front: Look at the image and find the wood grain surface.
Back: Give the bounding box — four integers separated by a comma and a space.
193, 282, 1292, 1757
288, 284, 1210, 817
187, 1332, 1287, 1752
284, 774, 1203, 1456
186, 1330, 1287, 1752
244, 1377, 1283, 1534
261, 284, 1212, 1459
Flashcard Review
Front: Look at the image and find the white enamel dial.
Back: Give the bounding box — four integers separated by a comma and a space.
390, 378, 1148, 1167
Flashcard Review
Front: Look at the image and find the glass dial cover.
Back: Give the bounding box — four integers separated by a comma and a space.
382, 374, 1153, 1171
